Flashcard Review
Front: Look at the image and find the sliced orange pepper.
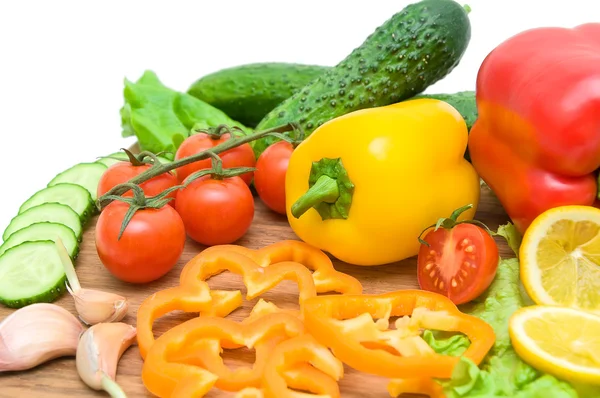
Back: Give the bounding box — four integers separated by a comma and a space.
302, 290, 495, 379
261, 334, 344, 398
137, 250, 315, 358
138, 240, 362, 359
137, 287, 242, 358
387, 378, 446, 397
194, 240, 363, 294
235, 387, 263, 398
141, 313, 304, 397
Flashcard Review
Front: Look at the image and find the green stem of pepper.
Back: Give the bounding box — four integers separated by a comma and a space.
290, 157, 354, 221
291, 175, 340, 218
97, 122, 299, 210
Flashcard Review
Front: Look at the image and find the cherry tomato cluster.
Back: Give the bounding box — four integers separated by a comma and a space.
95, 134, 294, 284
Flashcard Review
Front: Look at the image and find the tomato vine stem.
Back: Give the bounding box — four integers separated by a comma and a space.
97, 122, 299, 210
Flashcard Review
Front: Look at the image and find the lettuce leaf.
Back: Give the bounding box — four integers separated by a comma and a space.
497, 222, 523, 258
426, 253, 596, 397
120, 70, 250, 157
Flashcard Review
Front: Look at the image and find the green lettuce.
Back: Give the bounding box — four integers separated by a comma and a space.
120, 70, 250, 158
496, 222, 523, 259
424, 223, 600, 397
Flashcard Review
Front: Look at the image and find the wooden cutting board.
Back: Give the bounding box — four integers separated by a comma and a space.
0, 185, 514, 398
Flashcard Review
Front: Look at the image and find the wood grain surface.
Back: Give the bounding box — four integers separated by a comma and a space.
0, 185, 513, 398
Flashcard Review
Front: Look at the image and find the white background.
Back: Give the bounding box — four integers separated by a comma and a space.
0, 0, 598, 237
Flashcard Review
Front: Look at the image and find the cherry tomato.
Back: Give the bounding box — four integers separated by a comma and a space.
254, 141, 293, 214
96, 201, 186, 284
417, 223, 499, 305
175, 133, 255, 185
175, 175, 254, 246
97, 162, 179, 205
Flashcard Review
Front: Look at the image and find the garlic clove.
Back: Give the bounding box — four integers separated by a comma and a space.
57, 238, 129, 326
67, 285, 129, 325
0, 303, 84, 372
76, 322, 136, 396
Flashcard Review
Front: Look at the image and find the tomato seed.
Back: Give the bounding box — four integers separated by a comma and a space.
451, 278, 458, 288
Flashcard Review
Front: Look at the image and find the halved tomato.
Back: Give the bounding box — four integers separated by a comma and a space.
417, 205, 499, 305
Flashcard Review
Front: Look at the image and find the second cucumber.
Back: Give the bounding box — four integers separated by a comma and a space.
188, 63, 329, 128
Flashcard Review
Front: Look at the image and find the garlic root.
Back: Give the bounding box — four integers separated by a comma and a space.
0, 303, 84, 372
76, 322, 136, 397
55, 238, 129, 325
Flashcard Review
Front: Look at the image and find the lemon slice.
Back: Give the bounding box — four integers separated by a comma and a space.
509, 305, 600, 385
520, 205, 600, 312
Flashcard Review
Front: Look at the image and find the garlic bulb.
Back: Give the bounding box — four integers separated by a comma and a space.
76, 322, 136, 397
55, 239, 128, 325
0, 303, 84, 372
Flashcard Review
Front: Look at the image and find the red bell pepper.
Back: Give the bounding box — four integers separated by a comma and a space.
468, 23, 600, 233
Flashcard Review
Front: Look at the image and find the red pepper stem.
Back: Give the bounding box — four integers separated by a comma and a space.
97, 122, 298, 210
291, 175, 340, 218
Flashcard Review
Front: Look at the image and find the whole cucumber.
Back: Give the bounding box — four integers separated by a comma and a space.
253, 0, 472, 157
187, 63, 330, 127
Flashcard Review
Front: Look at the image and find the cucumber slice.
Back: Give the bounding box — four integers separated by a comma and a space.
96, 151, 171, 167
48, 162, 107, 201
19, 183, 94, 223
0, 222, 79, 259
2, 203, 82, 242
0, 241, 67, 308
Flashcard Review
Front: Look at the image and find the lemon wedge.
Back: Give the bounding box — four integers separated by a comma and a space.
520, 205, 600, 312
509, 305, 600, 385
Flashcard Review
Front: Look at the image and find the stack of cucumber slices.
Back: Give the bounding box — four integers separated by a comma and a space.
0, 151, 169, 309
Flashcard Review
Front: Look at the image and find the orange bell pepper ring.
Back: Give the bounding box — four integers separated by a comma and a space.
302, 290, 495, 379
141, 312, 305, 398
137, 249, 315, 358
138, 241, 362, 359
232, 335, 344, 398
387, 378, 446, 398
193, 240, 363, 294
261, 334, 344, 398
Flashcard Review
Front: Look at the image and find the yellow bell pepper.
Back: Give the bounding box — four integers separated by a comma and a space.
285, 98, 480, 266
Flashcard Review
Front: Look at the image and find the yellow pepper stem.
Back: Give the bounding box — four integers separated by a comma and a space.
291, 175, 340, 218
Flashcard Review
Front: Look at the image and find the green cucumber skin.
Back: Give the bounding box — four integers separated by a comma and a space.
47, 162, 107, 202
1, 273, 66, 308
254, 0, 471, 157
0, 241, 67, 308
0, 222, 80, 260
2, 203, 83, 242
187, 63, 330, 128
19, 183, 95, 224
